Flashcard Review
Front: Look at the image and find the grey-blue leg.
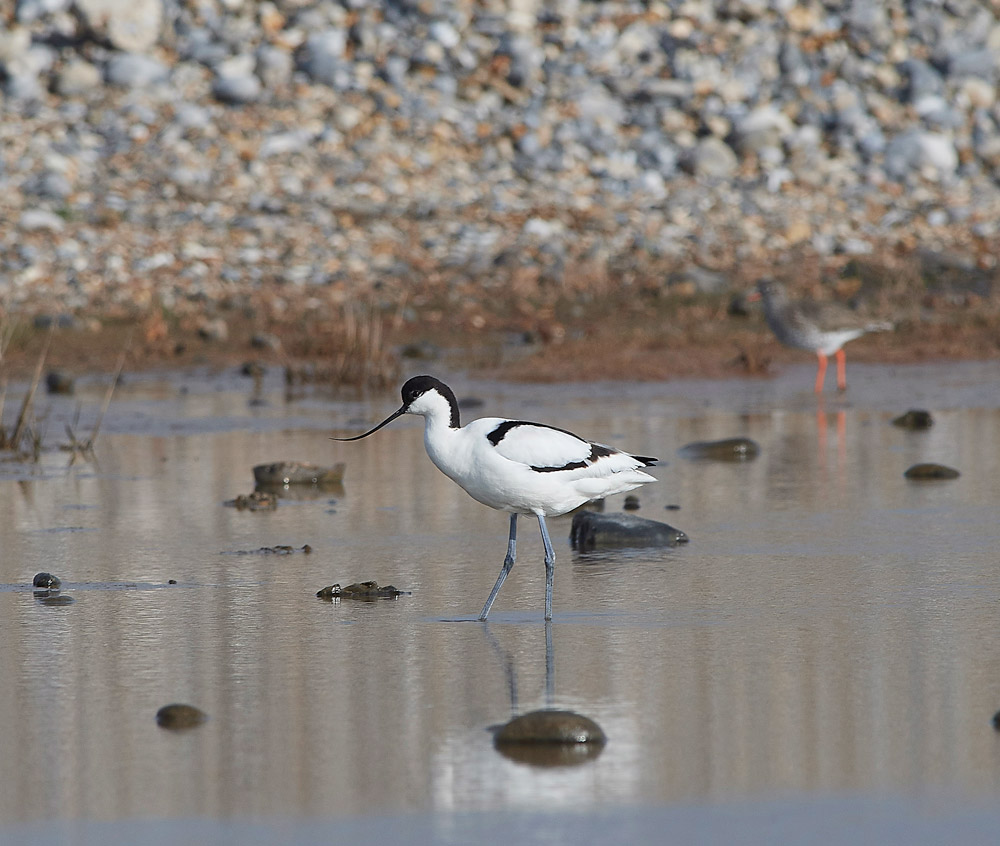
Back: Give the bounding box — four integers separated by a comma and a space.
537, 515, 555, 621
479, 513, 517, 621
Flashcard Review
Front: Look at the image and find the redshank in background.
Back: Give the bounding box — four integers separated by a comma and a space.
750, 278, 893, 393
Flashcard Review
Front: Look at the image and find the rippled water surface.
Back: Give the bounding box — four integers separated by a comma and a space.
2, 362, 1000, 844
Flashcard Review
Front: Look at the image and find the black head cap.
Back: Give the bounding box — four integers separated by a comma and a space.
402, 376, 460, 428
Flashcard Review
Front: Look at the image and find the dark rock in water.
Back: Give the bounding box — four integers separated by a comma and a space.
224, 490, 278, 510
495, 709, 606, 744
494, 709, 606, 766
623, 495, 640, 511
168, 579, 177, 585
679, 437, 760, 461
45, 370, 74, 395
253, 461, 345, 486
992, 710, 1000, 732
156, 703, 207, 730
904, 463, 960, 480
570, 511, 688, 550
892, 409, 934, 430
316, 581, 409, 600
33, 572, 61, 589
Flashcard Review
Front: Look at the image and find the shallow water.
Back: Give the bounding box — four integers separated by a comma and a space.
2, 361, 1000, 843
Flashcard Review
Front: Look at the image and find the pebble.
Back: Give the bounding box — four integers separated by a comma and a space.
892, 410, 934, 430
494, 710, 606, 745
316, 581, 407, 600
155, 703, 207, 730
904, 463, 961, 480
1, 0, 1000, 328
252, 461, 345, 485
679, 438, 761, 461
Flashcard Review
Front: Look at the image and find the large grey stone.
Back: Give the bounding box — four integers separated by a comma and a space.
570, 511, 689, 551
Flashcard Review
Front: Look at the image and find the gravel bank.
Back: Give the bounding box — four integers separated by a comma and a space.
2, 0, 1000, 378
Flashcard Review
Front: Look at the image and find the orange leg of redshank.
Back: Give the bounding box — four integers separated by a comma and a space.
814, 351, 828, 393
835, 349, 847, 392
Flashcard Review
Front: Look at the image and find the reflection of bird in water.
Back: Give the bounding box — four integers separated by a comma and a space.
333, 375, 658, 620
750, 278, 893, 393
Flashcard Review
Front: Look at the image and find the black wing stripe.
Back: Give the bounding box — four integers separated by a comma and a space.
530, 443, 615, 473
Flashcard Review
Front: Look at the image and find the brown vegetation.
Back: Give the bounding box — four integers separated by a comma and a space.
0, 251, 998, 388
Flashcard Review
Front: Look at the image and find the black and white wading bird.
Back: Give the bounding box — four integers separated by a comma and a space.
333, 376, 658, 620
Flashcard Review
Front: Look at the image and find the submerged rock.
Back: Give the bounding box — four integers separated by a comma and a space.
253, 461, 345, 486
156, 703, 207, 730
892, 409, 934, 430
570, 511, 688, 550
904, 463, 960, 480
679, 438, 760, 461
494, 709, 606, 766
623, 495, 641, 511
495, 709, 606, 744
225, 490, 278, 510
32, 572, 61, 589
316, 581, 409, 600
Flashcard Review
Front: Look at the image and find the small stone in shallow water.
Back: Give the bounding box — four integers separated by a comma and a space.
623, 495, 640, 511
156, 703, 207, 730
253, 461, 345, 486
679, 438, 760, 461
494, 710, 607, 766
570, 511, 688, 550
892, 409, 934, 430
904, 463, 960, 480
316, 581, 409, 600
33, 572, 61, 589
224, 491, 278, 510
495, 709, 606, 744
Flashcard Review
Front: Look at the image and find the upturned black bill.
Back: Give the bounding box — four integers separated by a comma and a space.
331, 406, 406, 441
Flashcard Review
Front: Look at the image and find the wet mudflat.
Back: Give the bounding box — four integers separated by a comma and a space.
2, 361, 1000, 844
